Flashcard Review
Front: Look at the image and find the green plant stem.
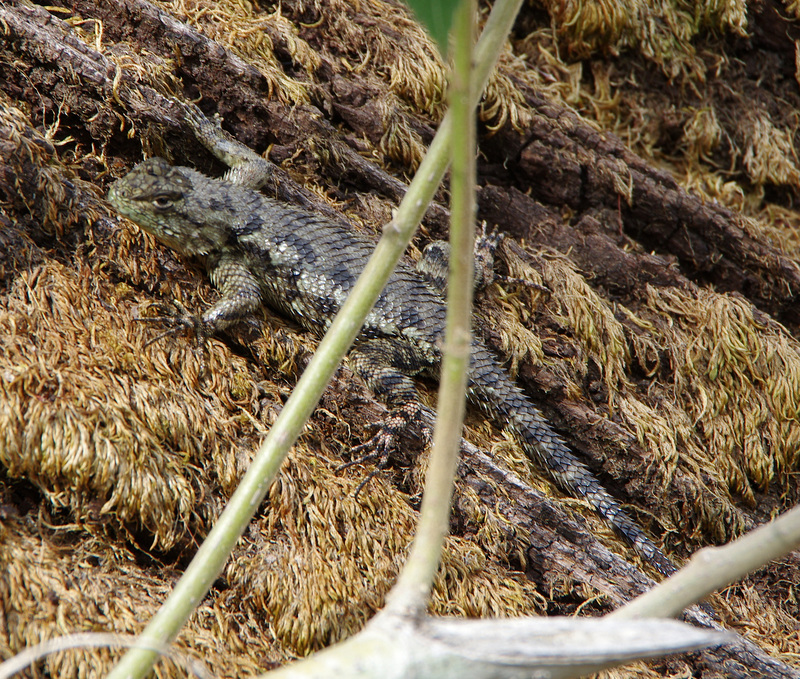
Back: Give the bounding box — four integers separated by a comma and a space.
106, 1, 523, 677
384, 0, 477, 618
610, 503, 800, 620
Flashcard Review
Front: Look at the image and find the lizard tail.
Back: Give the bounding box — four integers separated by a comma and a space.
468, 347, 676, 576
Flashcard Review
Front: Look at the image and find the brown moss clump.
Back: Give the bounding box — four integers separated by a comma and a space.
224, 447, 543, 655
535, 0, 747, 78
0, 520, 286, 677
644, 288, 800, 506
149, 0, 314, 106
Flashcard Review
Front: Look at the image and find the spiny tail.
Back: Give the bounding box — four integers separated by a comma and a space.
469, 346, 675, 576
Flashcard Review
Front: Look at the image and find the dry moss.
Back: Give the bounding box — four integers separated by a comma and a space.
0, 254, 260, 550
645, 288, 800, 504
0, 520, 286, 677
150, 0, 314, 105
501, 246, 632, 408
715, 579, 800, 666
740, 111, 800, 187
220, 441, 545, 655
377, 92, 428, 172
758, 203, 800, 258
298, 0, 447, 115
479, 51, 532, 133
534, 0, 747, 78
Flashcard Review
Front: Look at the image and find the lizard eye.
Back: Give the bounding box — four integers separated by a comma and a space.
152, 195, 174, 210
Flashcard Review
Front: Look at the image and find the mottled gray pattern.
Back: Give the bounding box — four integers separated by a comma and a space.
107, 111, 674, 576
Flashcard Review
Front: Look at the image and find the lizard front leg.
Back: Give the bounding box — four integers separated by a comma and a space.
182, 102, 274, 191
204, 254, 263, 331
142, 254, 263, 343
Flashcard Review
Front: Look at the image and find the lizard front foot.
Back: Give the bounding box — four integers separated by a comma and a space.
136, 299, 210, 348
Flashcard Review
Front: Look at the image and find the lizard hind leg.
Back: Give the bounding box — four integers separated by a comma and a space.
418, 226, 548, 295
340, 338, 435, 495
416, 222, 501, 295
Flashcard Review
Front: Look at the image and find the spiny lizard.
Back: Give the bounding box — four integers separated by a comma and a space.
107, 104, 675, 577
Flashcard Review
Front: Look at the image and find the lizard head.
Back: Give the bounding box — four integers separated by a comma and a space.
108, 157, 222, 256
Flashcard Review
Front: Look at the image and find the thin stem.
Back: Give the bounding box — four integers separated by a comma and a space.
610, 504, 800, 620
385, 0, 477, 617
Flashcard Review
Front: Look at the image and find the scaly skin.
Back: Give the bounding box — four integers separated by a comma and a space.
107, 105, 675, 576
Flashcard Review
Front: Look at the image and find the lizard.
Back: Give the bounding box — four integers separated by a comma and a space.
107, 103, 676, 577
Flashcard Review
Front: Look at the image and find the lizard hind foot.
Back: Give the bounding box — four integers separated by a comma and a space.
337, 403, 432, 498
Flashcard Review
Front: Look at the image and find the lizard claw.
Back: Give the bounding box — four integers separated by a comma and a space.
336, 422, 400, 499
337, 403, 432, 497
339, 439, 393, 498
135, 300, 209, 348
